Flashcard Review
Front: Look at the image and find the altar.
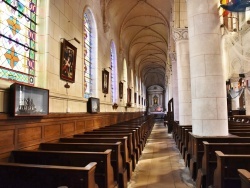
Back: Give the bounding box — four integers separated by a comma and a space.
149, 111, 165, 119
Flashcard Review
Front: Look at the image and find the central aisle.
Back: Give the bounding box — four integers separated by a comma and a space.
128, 120, 195, 188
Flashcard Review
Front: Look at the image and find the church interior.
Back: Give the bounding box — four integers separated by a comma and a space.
1, 0, 250, 187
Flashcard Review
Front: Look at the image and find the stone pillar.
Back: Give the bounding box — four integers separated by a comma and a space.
170, 52, 179, 121
187, 0, 228, 136
173, 28, 192, 125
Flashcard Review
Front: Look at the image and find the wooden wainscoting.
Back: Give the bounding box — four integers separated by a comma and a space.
0, 112, 144, 162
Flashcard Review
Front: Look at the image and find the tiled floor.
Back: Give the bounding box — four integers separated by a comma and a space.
128, 120, 195, 188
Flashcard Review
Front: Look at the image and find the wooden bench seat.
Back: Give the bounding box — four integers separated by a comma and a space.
213, 151, 250, 188
238, 169, 250, 188
187, 133, 250, 180
91, 129, 140, 162
108, 124, 146, 148
11, 149, 115, 188
97, 127, 142, 155
39, 142, 124, 188
89, 130, 139, 164
77, 132, 136, 170
60, 137, 132, 183
0, 162, 97, 188
110, 122, 149, 147
196, 142, 250, 188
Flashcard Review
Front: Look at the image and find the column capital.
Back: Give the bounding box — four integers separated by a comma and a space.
172, 28, 188, 41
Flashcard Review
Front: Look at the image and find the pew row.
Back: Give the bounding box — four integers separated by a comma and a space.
82, 131, 137, 168
238, 169, 250, 188
196, 142, 250, 188
10, 149, 115, 188
91, 130, 140, 163
39, 142, 124, 188
187, 133, 250, 180
213, 151, 250, 188
0, 162, 97, 188
60, 137, 132, 182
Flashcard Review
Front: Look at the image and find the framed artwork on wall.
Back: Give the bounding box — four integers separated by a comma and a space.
102, 69, 109, 94
119, 82, 123, 100
127, 88, 131, 104
60, 39, 77, 83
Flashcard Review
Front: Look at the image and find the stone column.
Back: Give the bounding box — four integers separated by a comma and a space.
173, 28, 192, 125
169, 52, 179, 121
187, 0, 228, 136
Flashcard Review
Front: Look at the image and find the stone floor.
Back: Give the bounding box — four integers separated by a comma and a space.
127, 120, 196, 188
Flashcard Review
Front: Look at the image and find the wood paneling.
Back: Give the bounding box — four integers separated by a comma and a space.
0, 112, 144, 161
0, 130, 14, 147
44, 124, 60, 139
17, 126, 42, 143
62, 122, 75, 135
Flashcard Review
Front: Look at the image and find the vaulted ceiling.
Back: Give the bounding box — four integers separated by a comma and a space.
106, 0, 172, 89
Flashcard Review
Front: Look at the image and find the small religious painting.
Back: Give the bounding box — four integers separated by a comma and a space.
127, 88, 131, 104
60, 39, 77, 83
119, 82, 123, 99
102, 69, 109, 94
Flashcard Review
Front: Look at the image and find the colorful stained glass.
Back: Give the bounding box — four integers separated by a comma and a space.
83, 12, 92, 98
0, 0, 37, 85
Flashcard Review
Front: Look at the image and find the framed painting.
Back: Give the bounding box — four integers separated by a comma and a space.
102, 69, 109, 94
127, 88, 131, 104
60, 39, 77, 83
119, 82, 123, 99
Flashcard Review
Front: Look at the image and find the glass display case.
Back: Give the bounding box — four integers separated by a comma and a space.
10, 83, 49, 116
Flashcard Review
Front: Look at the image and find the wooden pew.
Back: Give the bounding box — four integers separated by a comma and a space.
176, 125, 192, 151
238, 169, 250, 188
66, 134, 133, 181
110, 121, 150, 147
179, 126, 192, 158
89, 130, 139, 164
213, 151, 250, 188
39, 142, 123, 188
91, 129, 140, 162
60, 137, 131, 184
77, 132, 136, 171
96, 127, 142, 155
196, 142, 250, 188
11, 150, 115, 188
108, 124, 146, 149
187, 133, 250, 180
0, 162, 97, 188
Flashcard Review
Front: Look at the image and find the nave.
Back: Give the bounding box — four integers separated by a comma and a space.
128, 120, 195, 188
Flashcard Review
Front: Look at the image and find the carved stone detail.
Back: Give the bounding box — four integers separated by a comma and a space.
169, 52, 176, 62
172, 28, 188, 41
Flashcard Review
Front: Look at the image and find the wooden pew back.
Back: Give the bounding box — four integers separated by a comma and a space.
0, 162, 97, 188
214, 151, 250, 188
11, 150, 114, 188
200, 142, 250, 188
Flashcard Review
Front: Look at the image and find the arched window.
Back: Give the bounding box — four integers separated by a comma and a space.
83, 8, 97, 98
110, 41, 117, 103
0, 0, 37, 85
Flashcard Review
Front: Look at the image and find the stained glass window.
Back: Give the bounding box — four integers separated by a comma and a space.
83, 12, 92, 98
111, 42, 117, 103
0, 0, 37, 85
